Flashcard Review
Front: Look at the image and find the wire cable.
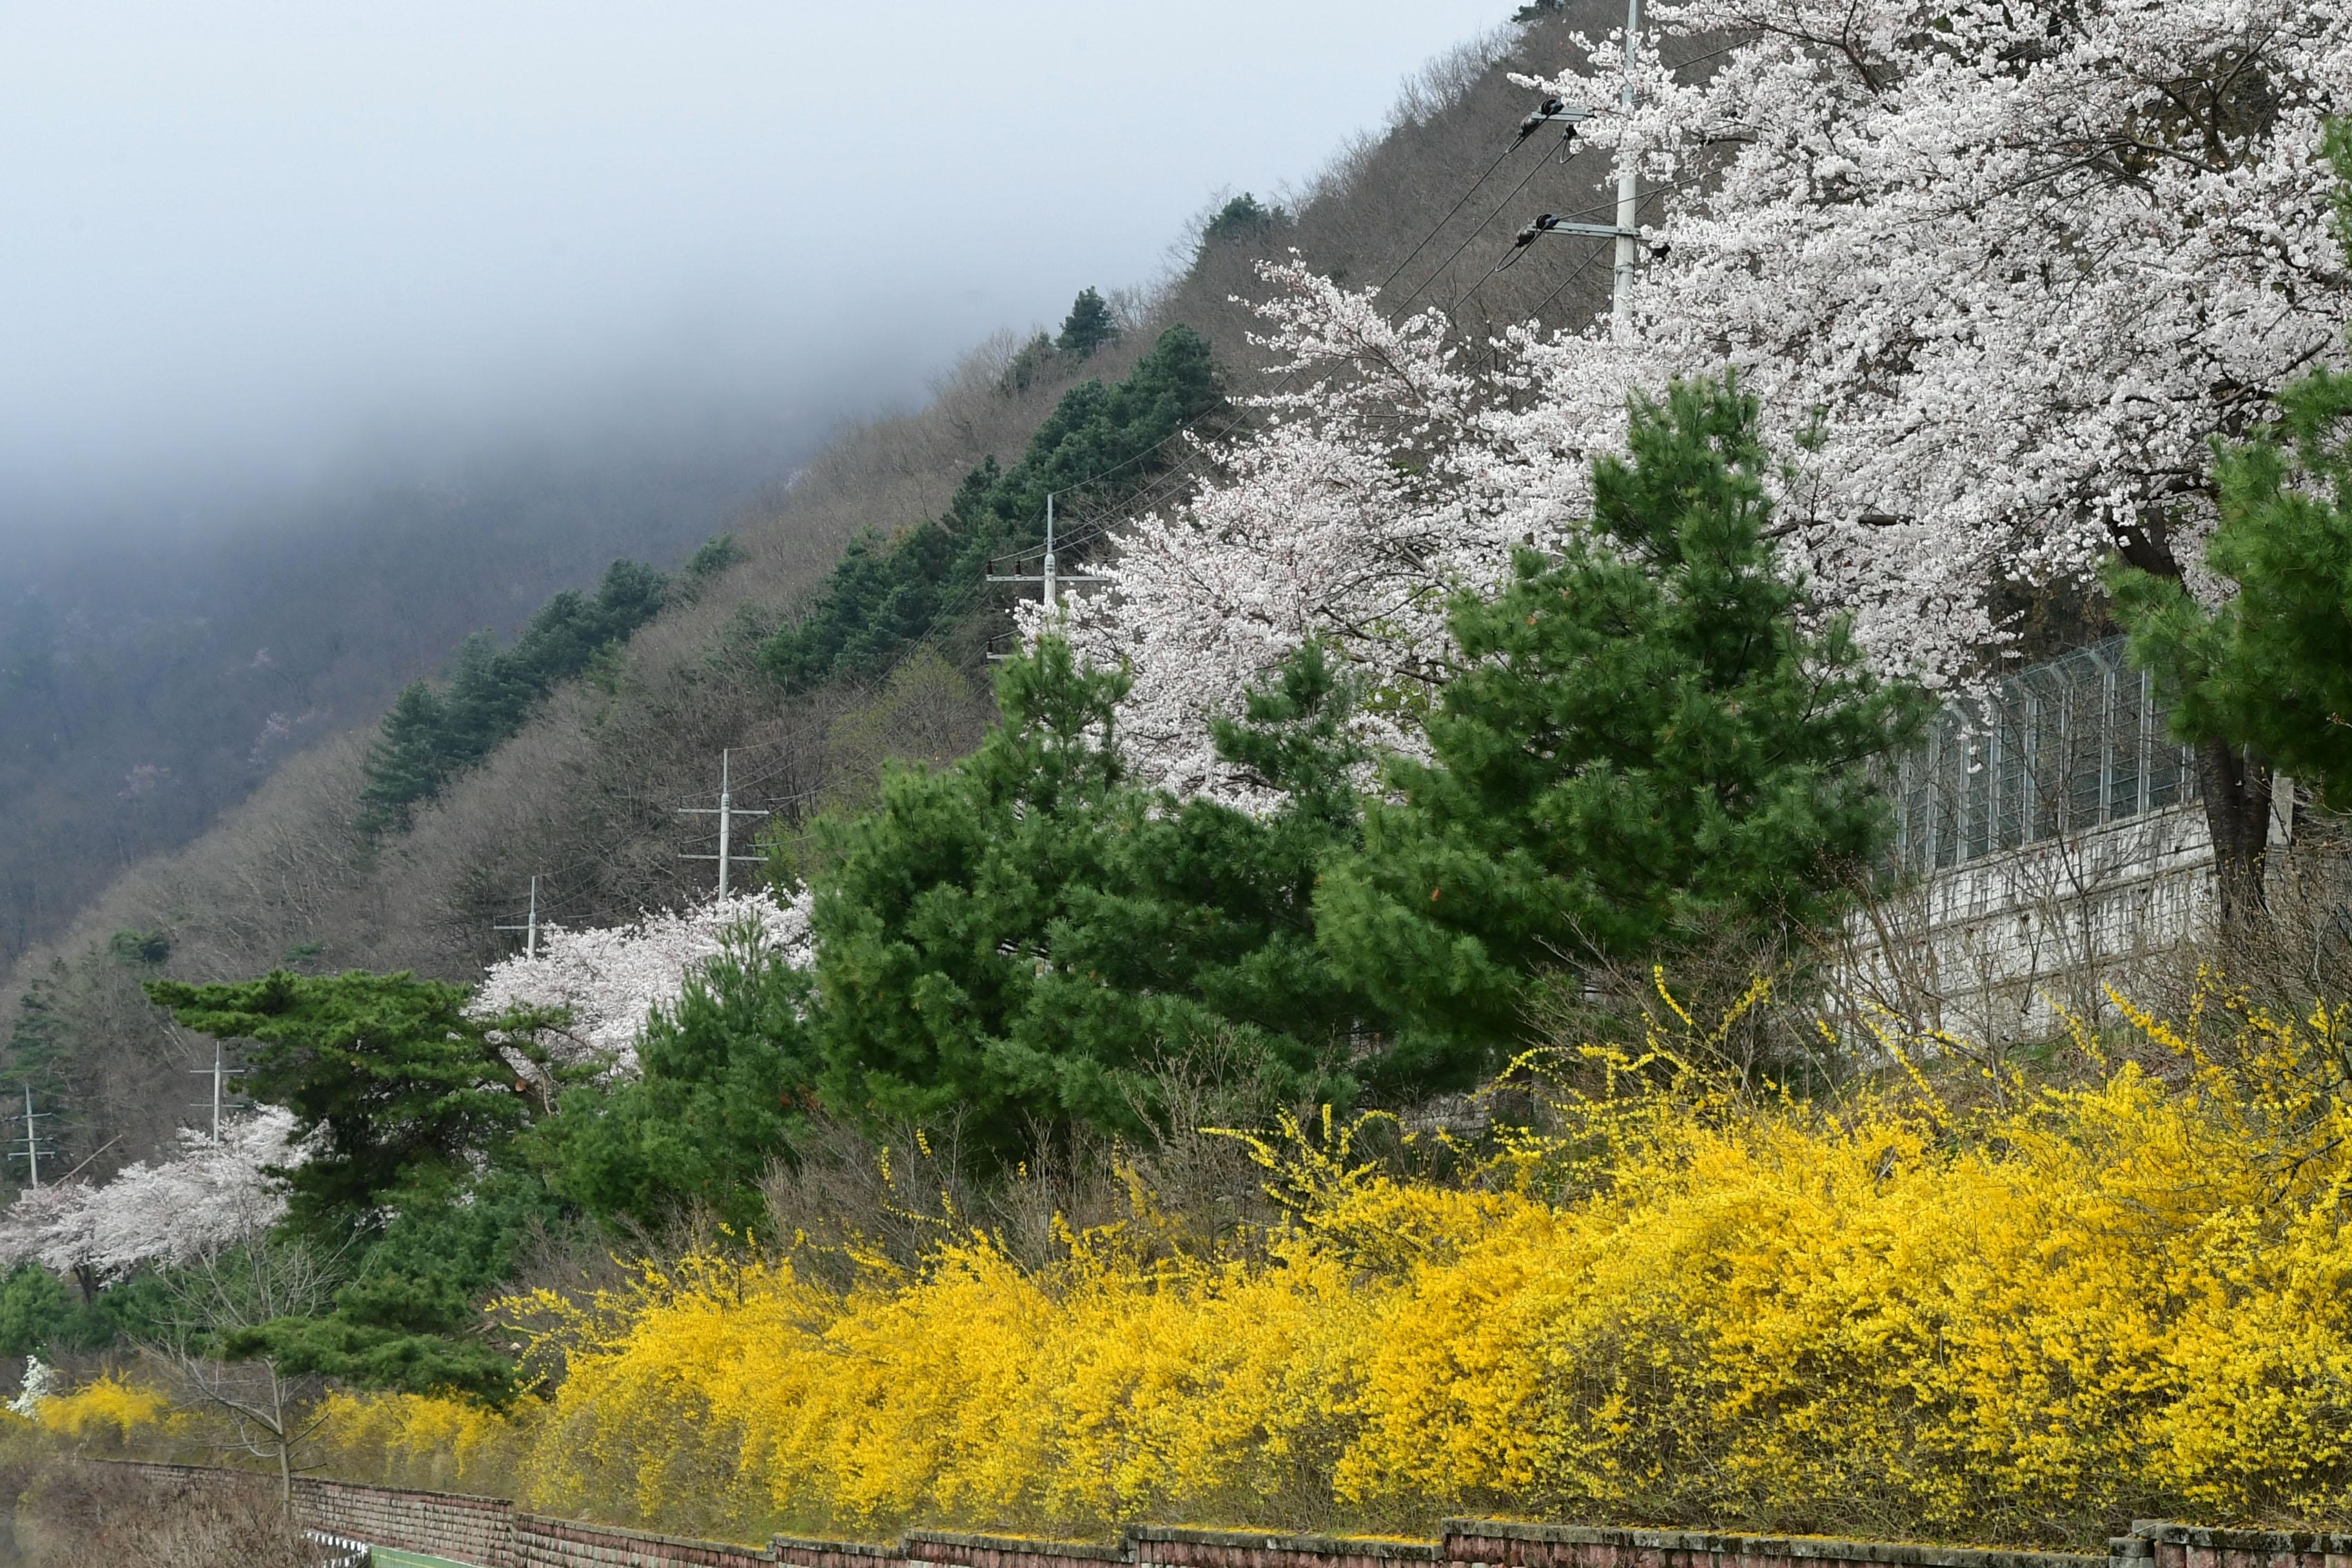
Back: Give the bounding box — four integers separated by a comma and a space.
1376, 137, 1529, 295
1392, 144, 1570, 313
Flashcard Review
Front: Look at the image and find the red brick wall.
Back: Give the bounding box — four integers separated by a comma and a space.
299, 1474, 517, 1566
1438, 1519, 2095, 1568
106, 1462, 2286, 1568
2134, 1522, 2352, 1568
517, 1512, 773, 1567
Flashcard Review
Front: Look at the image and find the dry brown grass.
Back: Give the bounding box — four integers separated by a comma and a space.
9, 1461, 321, 1568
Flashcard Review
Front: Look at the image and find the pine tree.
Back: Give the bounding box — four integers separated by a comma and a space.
761, 326, 1221, 694
532, 930, 818, 1231
1055, 287, 1119, 360
143, 970, 535, 1239
1314, 375, 1920, 1069
357, 682, 451, 831
803, 639, 1380, 1158
999, 331, 1059, 395
140, 968, 569, 1399
355, 558, 667, 831
1198, 193, 1286, 250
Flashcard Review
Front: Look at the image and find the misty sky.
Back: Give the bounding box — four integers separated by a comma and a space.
1, 2, 1511, 532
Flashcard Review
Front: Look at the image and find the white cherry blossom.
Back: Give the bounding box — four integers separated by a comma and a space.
1056, 0, 2351, 821
0, 1107, 308, 1279
469, 888, 812, 1078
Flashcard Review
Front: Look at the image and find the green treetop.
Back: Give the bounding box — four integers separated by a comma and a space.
1315, 375, 1921, 1067
761, 324, 1220, 694
144, 968, 574, 1400
143, 970, 538, 1238
1055, 287, 1120, 360
358, 558, 668, 832
531, 925, 820, 1232
2110, 366, 2352, 827
803, 638, 1385, 1159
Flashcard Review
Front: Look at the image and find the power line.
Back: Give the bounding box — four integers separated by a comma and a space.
1486, 0, 1650, 335
1393, 137, 1577, 313
1377, 137, 1536, 297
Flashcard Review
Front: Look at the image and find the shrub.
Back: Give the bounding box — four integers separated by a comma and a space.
300, 977, 2352, 1547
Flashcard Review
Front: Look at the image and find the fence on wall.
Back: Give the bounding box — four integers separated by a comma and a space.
1850, 635, 2230, 1039
1886, 635, 2204, 877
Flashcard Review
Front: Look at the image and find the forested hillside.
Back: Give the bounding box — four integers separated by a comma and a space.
0, 3, 1671, 1179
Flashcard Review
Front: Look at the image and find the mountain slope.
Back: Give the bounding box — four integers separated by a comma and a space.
0, 435, 790, 968
3, 3, 1670, 1177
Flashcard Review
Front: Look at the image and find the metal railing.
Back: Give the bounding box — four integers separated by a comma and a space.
1887, 636, 2202, 877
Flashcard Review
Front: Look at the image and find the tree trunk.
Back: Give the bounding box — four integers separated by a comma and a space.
2114, 522, 2274, 939
269, 1363, 293, 1507
2197, 735, 2273, 932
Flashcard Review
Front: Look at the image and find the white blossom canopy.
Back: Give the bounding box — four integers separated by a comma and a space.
470, 888, 813, 1079
1055, 0, 2351, 799
0, 1107, 308, 1280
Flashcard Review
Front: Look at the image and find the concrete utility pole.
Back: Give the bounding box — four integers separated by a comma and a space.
495, 874, 542, 959
1612, 0, 1642, 336
679, 749, 768, 897
1510, 0, 1651, 333
9, 1088, 52, 1188
187, 1041, 249, 1143
985, 493, 1107, 660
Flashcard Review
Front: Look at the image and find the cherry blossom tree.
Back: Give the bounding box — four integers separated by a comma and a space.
1532, 0, 2352, 911
0, 1181, 102, 1284
1048, 260, 1624, 801
82, 1109, 308, 1276
0, 1107, 309, 1284
1061, 0, 2351, 914
469, 888, 813, 1078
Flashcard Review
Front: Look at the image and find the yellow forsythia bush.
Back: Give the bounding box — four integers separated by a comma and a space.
311, 1387, 533, 1499
319, 982, 2352, 1548
35, 1373, 177, 1453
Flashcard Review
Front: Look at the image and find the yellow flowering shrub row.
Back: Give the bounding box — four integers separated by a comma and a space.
31, 1372, 179, 1453
321, 983, 2352, 1547
311, 1387, 531, 1500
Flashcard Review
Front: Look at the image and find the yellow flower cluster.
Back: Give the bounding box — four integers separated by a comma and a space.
320, 981, 2352, 1547
312, 1387, 529, 1499
32, 1373, 177, 1453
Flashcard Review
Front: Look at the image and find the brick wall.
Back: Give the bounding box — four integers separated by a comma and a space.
516, 1512, 773, 1567
124, 1462, 521, 1565
95, 1462, 2311, 1568
1439, 1520, 2094, 1568
2126, 1522, 2352, 1568
300, 1475, 518, 1565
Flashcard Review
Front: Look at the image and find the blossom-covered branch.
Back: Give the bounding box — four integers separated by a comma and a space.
1055, 0, 2351, 815
470, 889, 813, 1078
0, 1107, 308, 1280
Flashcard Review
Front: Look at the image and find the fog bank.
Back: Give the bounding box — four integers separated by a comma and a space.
0, 1, 1508, 533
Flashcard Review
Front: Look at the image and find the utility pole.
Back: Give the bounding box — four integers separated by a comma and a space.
494, 874, 542, 959
679, 749, 768, 897
8, 1088, 53, 1189
985, 493, 1107, 660
186, 1042, 249, 1144
1612, 0, 1642, 336
1510, 0, 1652, 333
